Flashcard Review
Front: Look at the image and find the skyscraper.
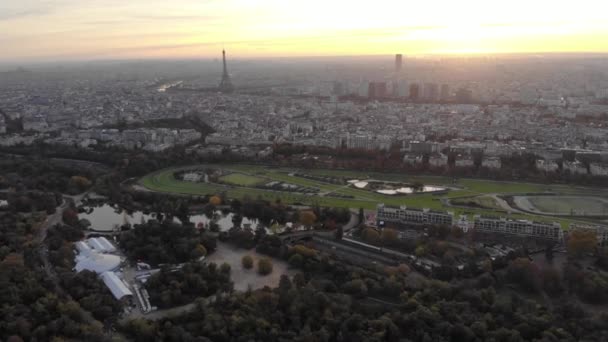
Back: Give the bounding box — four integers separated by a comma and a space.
395, 54, 403, 73
409, 83, 420, 101
423, 83, 439, 101
218, 49, 234, 93
440, 84, 450, 101
368, 82, 388, 99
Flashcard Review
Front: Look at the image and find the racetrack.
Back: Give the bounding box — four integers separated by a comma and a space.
138, 164, 608, 228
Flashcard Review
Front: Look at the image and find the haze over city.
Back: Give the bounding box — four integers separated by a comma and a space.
1, 0, 608, 62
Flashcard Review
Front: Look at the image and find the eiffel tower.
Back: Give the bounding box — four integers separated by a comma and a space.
218, 49, 234, 93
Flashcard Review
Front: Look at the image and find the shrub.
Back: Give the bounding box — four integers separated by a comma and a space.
258, 257, 273, 275
288, 254, 304, 267
242, 255, 254, 269
290, 244, 317, 258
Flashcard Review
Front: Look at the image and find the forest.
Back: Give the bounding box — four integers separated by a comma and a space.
119, 219, 217, 266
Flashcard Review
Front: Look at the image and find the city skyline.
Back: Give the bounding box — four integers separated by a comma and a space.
1, 0, 608, 62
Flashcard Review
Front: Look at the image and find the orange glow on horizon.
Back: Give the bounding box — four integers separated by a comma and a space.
1, 0, 607, 61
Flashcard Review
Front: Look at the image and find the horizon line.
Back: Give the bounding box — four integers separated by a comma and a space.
1, 51, 608, 67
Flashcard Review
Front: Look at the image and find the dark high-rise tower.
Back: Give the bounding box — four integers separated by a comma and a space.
218, 49, 234, 93
395, 54, 403, 73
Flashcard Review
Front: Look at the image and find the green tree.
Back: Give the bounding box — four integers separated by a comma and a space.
257, 257, 273, 275
241, 255, 254, 269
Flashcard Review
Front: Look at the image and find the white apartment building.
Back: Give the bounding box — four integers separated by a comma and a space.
562, 161, 587, 175
482, 157, 502, 169
377, 204, 454, 226
429, 154, 448, 168
473, 215, 563, 242
590, 163, 608, 176
536, 159, 559, 173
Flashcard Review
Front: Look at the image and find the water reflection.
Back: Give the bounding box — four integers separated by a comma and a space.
79, 204, 261, 232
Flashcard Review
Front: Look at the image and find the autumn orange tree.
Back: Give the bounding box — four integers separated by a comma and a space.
209, 195, 222, 206
567, 229, 597, 258
361, 227, 381, 245
381, 228, 399, 246
298, 210, 317, 228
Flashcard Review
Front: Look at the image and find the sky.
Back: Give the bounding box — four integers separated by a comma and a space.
1, 0, 608, 62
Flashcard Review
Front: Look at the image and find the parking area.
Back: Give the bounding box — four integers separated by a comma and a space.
206, 242, 295, 291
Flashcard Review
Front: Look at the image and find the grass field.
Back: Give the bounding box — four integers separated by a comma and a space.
139, 164, 608, 229
451, 195, 501, 210
219, 173, 266, 186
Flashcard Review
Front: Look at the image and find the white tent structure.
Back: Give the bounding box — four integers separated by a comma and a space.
75, 251, 121, 274
97, 237, 117, 253
75, 241, 93, 256
101, 271, 133, 300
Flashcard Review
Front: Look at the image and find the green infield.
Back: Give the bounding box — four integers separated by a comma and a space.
219, 173, 266, 186
450, 195, 502, 210
138, 164, 608, 229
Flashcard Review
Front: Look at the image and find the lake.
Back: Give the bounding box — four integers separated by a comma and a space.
79, 204, 261, 232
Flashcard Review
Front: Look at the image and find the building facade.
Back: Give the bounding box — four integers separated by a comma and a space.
473, 215, 563, 242
377, 204, 454, 226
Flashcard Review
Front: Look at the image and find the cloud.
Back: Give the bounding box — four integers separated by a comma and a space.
0, 9, 50, 21
129, 14, 223, 21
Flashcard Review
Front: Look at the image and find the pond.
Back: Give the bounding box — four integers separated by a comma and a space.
79, 204, 262, 232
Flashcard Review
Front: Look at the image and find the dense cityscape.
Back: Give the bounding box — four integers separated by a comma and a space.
2, 0, 608, 340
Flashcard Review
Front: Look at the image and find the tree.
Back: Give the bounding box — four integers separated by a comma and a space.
62, 208, 79, 226
278, 274, 292, 293
242, 255, 254, 269
381, 228, 399, 246
335, 226, 343, 240
542, 267, 562, 295
299, 210, 317, 227
69, 176, 92, 192
220, 262, 231, 274
288, 254, 304, 267
209, 196, 222, 206
507, 257, 541, 293
361, 228, 380, 245
567, 229, 597, 258
190, 244, 207, 259
257, 257, 273, 275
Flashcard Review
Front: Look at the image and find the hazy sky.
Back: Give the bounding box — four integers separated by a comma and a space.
1, 0, 608, 62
